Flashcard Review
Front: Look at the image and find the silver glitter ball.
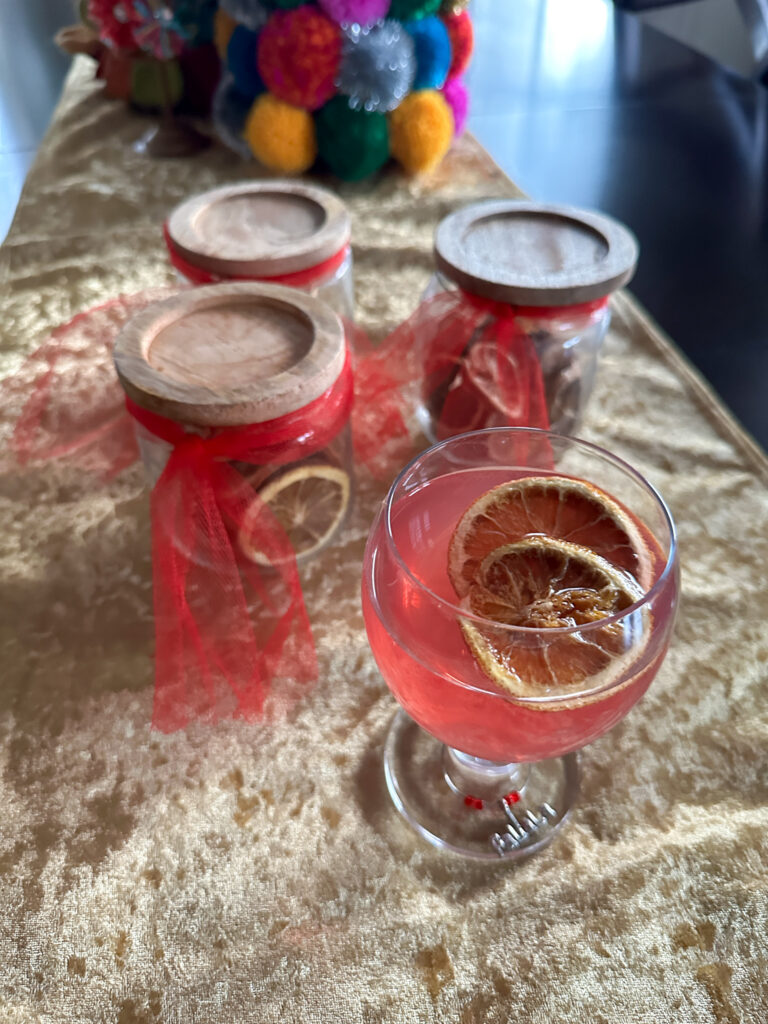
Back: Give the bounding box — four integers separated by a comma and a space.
337, 20, 416, 114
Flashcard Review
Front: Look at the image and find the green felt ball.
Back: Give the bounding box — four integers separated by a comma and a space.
388, 0, 442, 21
131, 59, 184, 111
263, 0, 306, 8
315, 96, 389, 181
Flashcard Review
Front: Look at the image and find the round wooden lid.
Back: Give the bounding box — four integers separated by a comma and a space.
113, 283, 346, 427
434, 200, 639, 306
166, 181, 351, 279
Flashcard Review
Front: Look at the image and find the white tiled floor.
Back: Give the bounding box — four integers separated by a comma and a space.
0, 0, 73, 240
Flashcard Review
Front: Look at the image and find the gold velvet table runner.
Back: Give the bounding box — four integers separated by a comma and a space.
1, 60, 767, 1023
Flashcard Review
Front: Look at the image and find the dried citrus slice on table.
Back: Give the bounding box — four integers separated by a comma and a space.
238, 463, 351, 565
448, 475, 651, 597
461, 536, 646, 699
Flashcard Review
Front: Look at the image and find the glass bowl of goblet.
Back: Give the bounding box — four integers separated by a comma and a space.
361, 428, 679, 861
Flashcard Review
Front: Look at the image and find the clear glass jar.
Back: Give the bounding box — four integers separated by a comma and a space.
421, 271, 611, 439
169, 244, 356, 323
133, 418, 354, 565
308, 247, 355, 322
165, 181, 356, 321
426, 199, 638, 440
115, 282, 354, 567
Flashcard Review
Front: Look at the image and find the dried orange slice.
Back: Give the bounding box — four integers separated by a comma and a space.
238, 463, 351, 565
448, 475, 650, 597
461, 537, 646, 699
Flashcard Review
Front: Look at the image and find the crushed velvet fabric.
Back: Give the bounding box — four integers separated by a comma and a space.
1, 59, 767, 1024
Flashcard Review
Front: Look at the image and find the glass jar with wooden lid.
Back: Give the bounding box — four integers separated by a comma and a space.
113, 282, 353, 565
164, 181, 355, 321
421, 200, 639, 439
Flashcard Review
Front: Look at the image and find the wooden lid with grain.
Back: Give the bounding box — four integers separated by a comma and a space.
114, 283, 346, 427
434, 200, 639, 306
166, 181, 351, 279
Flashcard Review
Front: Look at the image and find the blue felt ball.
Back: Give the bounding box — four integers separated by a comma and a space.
337, 20, 415, 114
213, 73, 255, 158
405, 16, 451, 91
226, 24, 265, 99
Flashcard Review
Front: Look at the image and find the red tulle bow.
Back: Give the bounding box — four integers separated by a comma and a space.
353, 290, 609, 469
125, 356, 354, 732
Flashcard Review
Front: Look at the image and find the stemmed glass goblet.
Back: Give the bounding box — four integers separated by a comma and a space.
362, 428, 679, 861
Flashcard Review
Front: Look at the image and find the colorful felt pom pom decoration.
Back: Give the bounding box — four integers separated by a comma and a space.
216, 0, 472, 179
441, 74, 467, 136
337, 21, 415, 112
442, 8, 472, 78
406, 16, 451, 90
244, 92, 318, 172
318, 0, 390, 25
257, 6, 341, 111
389, 88, 453, 174
316, 95, 389, 179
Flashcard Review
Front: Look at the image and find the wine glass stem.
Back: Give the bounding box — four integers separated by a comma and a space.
443, 746, 530, 802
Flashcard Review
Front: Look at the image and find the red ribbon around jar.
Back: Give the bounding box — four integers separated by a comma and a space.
4, 291, 361, 733
124, 357, 353, 733
353, 289, 610, 457
163, 223, 351, 290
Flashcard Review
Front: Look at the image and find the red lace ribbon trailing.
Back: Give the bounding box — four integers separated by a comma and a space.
352, 290, 609, 467
163, 223, 350, 288
7, 294, 164, 478
125, 355, 353, 732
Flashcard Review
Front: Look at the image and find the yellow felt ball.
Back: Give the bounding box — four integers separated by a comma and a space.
214, 9, 237, 59
389, 90, 454, 176
244, 94, 317, 174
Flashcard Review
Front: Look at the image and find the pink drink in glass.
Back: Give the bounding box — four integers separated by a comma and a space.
363, 466, 677, 764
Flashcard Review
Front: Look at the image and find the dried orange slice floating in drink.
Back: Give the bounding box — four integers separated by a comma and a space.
461, 537, 646, 699
448, 475, 651, 597
238, 463, 351, 565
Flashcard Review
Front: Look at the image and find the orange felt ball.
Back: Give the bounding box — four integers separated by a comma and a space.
244, 92, 318, 173
257, 7, 341, 112
389, 89, 454, 175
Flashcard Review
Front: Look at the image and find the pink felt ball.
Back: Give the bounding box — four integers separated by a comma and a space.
317, 0, 390, 26
442, 75, 468, 136
258, 7, 342, 111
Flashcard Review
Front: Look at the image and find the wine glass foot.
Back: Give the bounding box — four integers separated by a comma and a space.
383, 710, 579, 862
